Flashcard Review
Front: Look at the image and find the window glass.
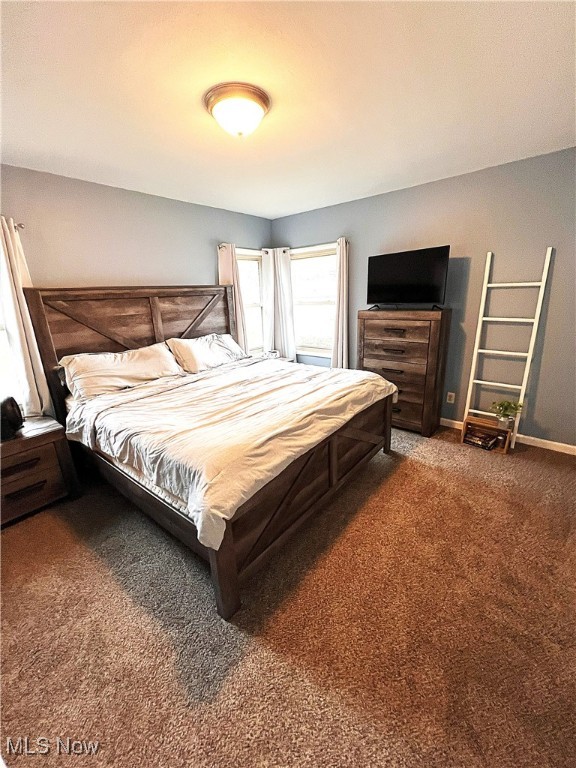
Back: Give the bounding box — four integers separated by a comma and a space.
237, 259, 261, 306
244, 306, 264, 351
237, 255, 264, 353
291, 255, 337, 303
293, 304, 337, 352
291, 250, 338, 355
0, 301, 24, 403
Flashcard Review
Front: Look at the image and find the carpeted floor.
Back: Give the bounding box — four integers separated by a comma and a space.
2, 428, 575, 768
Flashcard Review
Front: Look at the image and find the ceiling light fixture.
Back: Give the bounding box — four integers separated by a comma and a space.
203, 82, 270, 137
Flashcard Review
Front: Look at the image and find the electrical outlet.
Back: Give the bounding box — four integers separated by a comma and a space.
446, 392, 456, 404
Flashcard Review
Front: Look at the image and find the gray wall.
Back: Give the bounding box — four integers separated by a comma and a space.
2, 153, 574, 443
1, 165, 271, 286
272, 149, 576, 445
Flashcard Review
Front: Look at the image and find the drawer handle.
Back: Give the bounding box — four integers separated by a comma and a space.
3, 457, 41, 478
383, 328, 406, 335
392, 407, 402, 414
382, 348, 405, 355
5, 480, 47, 502
381, 368, 404, 375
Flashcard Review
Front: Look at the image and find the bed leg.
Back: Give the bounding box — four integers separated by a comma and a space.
383, 396, 392, 454
208, 523, 241, 620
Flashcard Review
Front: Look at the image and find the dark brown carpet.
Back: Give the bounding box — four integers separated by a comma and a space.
2, 428, 575, 768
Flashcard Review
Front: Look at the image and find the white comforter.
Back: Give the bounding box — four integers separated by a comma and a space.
66, 359, 396, 549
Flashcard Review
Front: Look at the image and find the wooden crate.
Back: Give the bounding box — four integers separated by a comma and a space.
461, 415, 511, 454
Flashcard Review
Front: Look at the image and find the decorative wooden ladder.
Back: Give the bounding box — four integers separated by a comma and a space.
464, 247, 553, 448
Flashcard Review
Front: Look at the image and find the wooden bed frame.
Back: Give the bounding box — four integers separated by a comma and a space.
25, 285, 393, 619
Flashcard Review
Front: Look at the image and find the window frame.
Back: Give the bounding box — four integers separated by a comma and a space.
290, 242, 338, 358
236, 247, 264, 354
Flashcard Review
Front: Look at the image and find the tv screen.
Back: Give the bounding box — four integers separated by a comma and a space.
367, 245, 450, 305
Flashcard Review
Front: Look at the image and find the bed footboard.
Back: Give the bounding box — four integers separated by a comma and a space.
78, 395, 393, 621
211, 394, 393, 618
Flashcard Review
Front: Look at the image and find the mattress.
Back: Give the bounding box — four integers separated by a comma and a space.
66, 358, 397, 549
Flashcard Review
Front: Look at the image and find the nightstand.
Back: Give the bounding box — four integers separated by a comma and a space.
1, 416, 80, 526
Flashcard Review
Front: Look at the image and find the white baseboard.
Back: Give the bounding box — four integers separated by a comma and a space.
439, 418, 576, 456
513, 434, 576, 455
440, 418, 464, 430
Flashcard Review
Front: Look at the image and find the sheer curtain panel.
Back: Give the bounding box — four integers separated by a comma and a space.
0, 216, 51, 415
217, 243, 247, 351
331, 236, 349, 368
261, 249, 275, 354
273, 247, 297, 360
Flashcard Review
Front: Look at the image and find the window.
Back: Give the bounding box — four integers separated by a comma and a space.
0, 300, 24, 404
236, 248, 264, 353
290, 243, 338, 357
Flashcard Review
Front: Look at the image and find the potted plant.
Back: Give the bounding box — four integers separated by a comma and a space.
491, 400, 523, 429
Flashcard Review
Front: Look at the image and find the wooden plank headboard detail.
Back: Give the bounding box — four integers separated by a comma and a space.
24, 285, 235, 425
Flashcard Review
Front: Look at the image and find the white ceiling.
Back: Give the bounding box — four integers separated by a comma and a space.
2, 2, 574, 219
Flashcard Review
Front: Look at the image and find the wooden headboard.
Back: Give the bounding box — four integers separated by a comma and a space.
24, 285, 235, 425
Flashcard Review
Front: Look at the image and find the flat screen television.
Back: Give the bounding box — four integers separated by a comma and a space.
367, 245, 450, 306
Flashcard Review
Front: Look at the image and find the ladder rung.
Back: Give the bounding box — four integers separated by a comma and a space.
468, 409, 495, 417
478, 349, 529, 358
482, 317, 535, 323
473, 379, 522, 390
487, 282, 542, 288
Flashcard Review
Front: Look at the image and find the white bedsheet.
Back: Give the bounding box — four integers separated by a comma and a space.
66, 359, 397, 549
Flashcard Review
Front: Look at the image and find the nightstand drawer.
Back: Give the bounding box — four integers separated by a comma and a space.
364, 319, 430, 343
1, 465, 67, 523
363, 339, 429, 364
1, 442, 60, 488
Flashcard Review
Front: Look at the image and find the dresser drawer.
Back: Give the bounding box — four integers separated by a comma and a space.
363, 339, 428, 364
363, 361, 426, 406
1, 442, 60, 488
1, 464, 67, 523
364, 319, 430, 343
363, 358, 427, 381
393, 381, 425, 404
391, 400, 423, 427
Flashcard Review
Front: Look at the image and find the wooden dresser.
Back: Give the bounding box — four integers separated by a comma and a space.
1, 416, 80, 525
357, 308, 451, 436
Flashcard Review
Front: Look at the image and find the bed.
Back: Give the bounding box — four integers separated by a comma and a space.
25, 285, 395, 618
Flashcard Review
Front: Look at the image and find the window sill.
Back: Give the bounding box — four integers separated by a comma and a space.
296, 348, 331, 359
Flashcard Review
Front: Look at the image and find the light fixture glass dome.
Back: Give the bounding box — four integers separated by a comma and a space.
204, 83, 270, 137
212, 97, 265, 137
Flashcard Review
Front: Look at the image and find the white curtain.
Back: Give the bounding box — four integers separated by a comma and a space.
331, 236, 349, 368
0, 216, 52, 416
261, 249, 275, 353
217, 243, 247, 351
273, 247, 297, 360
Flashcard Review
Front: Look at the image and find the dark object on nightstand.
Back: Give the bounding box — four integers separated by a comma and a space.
1, 397, 24, 441
1, 416, 80, 525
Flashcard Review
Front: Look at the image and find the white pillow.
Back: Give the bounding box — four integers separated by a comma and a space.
59, 342, 184, 399
166, 334, 248, 373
